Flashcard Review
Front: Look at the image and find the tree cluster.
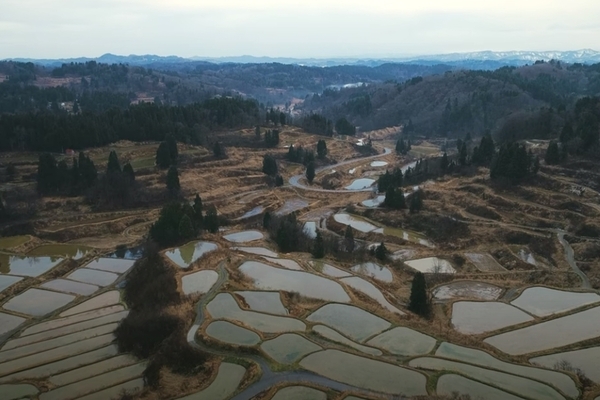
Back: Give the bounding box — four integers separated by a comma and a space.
471, 133, 495, 166
262, 154, 278, 176
408, 272, 430, 317
286, 145, 315, 165
384, 186, 406, 210
36, 151, 98, 195
264, 129, 280, 147
156, 135, 179, 169
301, 113, 333, 136
266, 108, 286, 126
149, 196, 209, 247
335, 117, 356, 135
377, 169, 403, 193
395, 138, 412, 155
490, 142, 539, 184
316, 139, 328, 159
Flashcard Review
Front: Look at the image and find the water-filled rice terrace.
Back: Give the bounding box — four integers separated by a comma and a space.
1, 228, 599, 400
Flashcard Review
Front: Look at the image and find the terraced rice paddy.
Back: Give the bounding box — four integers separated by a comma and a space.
275, 199, 309, 216
485, 306, 600, 355
0, 275, 23, 294
350, 262, 393, 283
409, 357, 565, 400
310, 261, 351, 277
66, 268, 119, 287
271, 386, 327, 400
234, 247, 278, 257
28, 244, 92, 260
300, 350, 427, 396
366, 327, 436, 356
437, 374, 524, 400
239, 261, 350, 302
0, 236, 30, 250
178, 362, 246, 400
531, 347, 600, 384
307, 304, 390, 342
83, 258, 135, 274
263, 257, 303, 270
433, 281, 503, 301
465, 253, 507, 272
451, 301, 533, 334
223, 230, 264, 243
3, 288, 75, 316
339, 276, 404, 314
0, 312, 26, 337
41, 279, 99, 296
205, 321, 261, 346
0, 383, 38, 400
0, 254, 63, 276
404, 257, 456, 274
312, 325, 382, 356
206, 293, 305, 333
510, 287, 600, 317
345, 178, 376, 190
182, 270, 219, 295
59, 290, 121, 317
235, 291, 287, 315
362, 195, 385, 208
435, 342, 578, 398
165, 241, 218, 268
261, 334, 321, 364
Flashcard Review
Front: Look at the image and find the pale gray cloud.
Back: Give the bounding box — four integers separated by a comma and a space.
1, 0, 598, 58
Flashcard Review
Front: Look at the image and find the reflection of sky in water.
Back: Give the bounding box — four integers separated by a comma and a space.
0, 253, 63, 276
109, 245, 145, 260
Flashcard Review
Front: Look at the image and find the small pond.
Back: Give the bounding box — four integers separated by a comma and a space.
409, 357, 564, 400
235, 291, 287, 315
261, 333, 321, 364
205, 321, 261, 346
234, 247, 278, 258
370, 161, 388, 167
345, 178, 376, 190
405, 257, 456, 274
0, 254, 63, 277
312, 325, 382, 356
511, 286, 600, 317
451, 301, 533, 335
164, 241, 218, 268
182, 270, 219, 295
28, 244, 91, 260
3, 288, 75, 317
362, 195, 385, 208
367, 327, 436, 356
206, 293, 305, 333
307, 303, 390, 342
271, 386, 326, 400
300, 350, 427, 396
311, 261, 351, 278
41, 279, 98, 296
224, 231, 264, 243
351, 262, 393, 283
239, 261, 350, 303
340, 276, 404, 315
485, 306, 600, 355
67, 268, 119, 287
433, 281, 503, 301
302, 222, 317, 239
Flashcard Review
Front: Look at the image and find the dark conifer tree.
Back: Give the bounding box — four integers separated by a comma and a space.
409, 272, 430, 317
123, 163, 135, 182
312, 231, 325, 259
316, 140, 328, 159
37, 153, 58, 194
204, 205, 220, 233
262, 154, 278, 176
263, 211, 272, 229
545, 141, 560, 165
440, 152, 449, 173
375, 242, 387, 261
306, 162, 316, 184
107, 151, 121, 175
166, 165, 180, 196
156, 142, 171, 169
193, 194, 204, 229
166, 134, 178, 163
344, 225, 355, 253
178, 214, 195, 240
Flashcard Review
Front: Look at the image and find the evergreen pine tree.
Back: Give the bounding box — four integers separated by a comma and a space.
193, 194, 204, 229
178, 214, 195, 240
410, 189, 424, 213
440, 152, 449, 173
166, 134, 178, 163
312, 231, 325, 259
306, 162, 316, 184
123, 163, 135, 182
409, 272, 430, 317
316, 140, 328, 159
204, 205, 219, 233
375, 242, 387, 261
275, 175, 284, 187
459, 142, 468, 166
166, 165, 180, 196
262, 154, 278, 176
255, 125, 261, 139
545, 141, 560, 165
263, 212, 272, 229
344, 225, 355, 253
213, 141, 225, 158
156, 142, 171, 169
107, 151, 121, 175
37, 153, 58, 194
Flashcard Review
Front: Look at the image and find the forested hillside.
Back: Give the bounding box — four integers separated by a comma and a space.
301, 61, 600, 137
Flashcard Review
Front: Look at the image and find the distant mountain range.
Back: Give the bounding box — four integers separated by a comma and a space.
5, 49, 600, 69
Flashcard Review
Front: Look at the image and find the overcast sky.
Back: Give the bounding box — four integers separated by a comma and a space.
1, 0, 599, 59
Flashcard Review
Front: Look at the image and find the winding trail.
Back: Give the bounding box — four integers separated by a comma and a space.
185, 263, 394, 400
